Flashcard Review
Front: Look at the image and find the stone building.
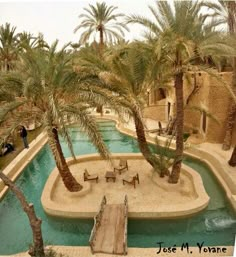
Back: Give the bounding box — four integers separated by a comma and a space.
143, 72, 236, 144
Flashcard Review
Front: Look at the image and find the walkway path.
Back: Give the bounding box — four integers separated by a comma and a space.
198, 142, 236, 181
8, 245, 234, 257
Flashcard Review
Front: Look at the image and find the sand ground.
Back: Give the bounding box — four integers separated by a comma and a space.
50, 159, 197, 215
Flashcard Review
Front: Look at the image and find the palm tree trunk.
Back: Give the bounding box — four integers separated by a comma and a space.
222, 57, 236, 150
97, 26, 104, 114
99, 26, 104, 56
169, 72, 184, 184
47, 127, 83, 192
0, 172, 45, 257
228, 145, 236, 166
96, 105, 103, 115
132, 110, 158, 168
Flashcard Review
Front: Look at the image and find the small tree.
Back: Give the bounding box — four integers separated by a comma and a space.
153, 136, 175, 178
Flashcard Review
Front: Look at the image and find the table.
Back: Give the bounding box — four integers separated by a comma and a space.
105, 171, 116, 182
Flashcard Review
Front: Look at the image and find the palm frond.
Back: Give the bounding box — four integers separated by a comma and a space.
61, 105, 110, 160
0, 100, 28, 125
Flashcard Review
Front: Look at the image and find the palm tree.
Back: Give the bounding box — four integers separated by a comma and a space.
0, 23, 19, 71
2, 41, 110, 192
34, 32, 49, 50
205, 1, 236, 150
127, 0, 233, 183
74, 2, 129, 55
0, 171, 45, 257
17, 31, 38, 51
78, 42, 169, 174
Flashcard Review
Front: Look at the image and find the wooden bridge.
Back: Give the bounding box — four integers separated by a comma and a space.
89, 195, 128, 255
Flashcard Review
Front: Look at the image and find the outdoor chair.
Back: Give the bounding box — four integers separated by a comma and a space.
123, 173, 140, 188
114, 159, 128, 174
83, 169, 99, 183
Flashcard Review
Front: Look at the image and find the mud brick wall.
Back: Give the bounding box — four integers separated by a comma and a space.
144, 72, 236, 144
143, 99, 167, 122
206, 73, 232, 143
183, 72, 209, 132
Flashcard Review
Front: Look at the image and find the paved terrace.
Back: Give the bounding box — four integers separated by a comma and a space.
7, 245, 234, 257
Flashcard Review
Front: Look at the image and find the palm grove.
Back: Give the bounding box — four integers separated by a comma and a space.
0, 1, 236, 256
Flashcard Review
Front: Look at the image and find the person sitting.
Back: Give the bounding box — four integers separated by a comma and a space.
5, 143, 14, 153
0, 142, 14, 156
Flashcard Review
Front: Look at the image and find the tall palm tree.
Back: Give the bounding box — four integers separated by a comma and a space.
0, 172, 45, 257
0, 23, 19, 71
17, 31, 38, 51
78, 42, 170, 174
34, 32, 49, 50
127, 1, 233, 183
2, 41, 110, 192
74, 2, 129, 55
206, 1, 236, 150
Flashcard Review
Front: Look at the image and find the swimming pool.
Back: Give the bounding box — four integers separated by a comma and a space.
0, 121, 235, 255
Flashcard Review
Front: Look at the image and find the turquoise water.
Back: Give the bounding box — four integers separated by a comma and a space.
0, 121, 235, 254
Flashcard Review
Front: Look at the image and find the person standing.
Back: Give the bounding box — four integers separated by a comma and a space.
20, 126, 29, 149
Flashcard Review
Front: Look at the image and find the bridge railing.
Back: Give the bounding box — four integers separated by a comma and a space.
123, 194, 128, 255
89, 195, 107, 254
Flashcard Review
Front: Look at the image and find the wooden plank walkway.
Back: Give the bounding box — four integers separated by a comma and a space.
93, 204, 125, 254
89, 196, 128, 255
